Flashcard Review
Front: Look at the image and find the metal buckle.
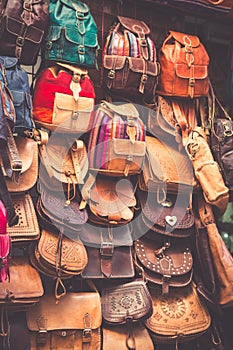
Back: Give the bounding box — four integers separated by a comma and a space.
82, 328, 92, 342
23, 1, 33, 11
223, 121, 233, 137
141, 74, 148, 84
72, 111, 79, 120
189, 77, 195, 87
46, 41, 52, 50
16, 36, 24, 47
78, 45, 85, 55
108, 69, 115, 79
76, 11, 85, 20
127, 117, 136, 127
100, 242, 114, 257
139, 38, 147, 47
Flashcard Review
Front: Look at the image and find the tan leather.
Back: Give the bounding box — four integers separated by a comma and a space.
27, 292, 102, 350
7, 193, 40, 243
145, 282, 211, 344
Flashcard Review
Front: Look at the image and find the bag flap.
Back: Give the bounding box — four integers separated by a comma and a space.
0, 56, 18, 69
100, 101, 139, 119
116, 16, 150, 35
169, 30, 200, 47
112, 139, 146, 157
145, 136, 194, 187
128, 57, 160, 76
6, 17, 44, 44
175, 64, 208, 80
80, 222, 133, 247
55, 93, 94, 112
0, 256, 43, 300
37, 229, 88, 272
145, 282, 211, 336
26, 292, 102, 331
103, 55, 126, 70
102, 280, 153, 324
135, 235, 193, 276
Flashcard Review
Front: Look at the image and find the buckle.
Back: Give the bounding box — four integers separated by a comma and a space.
126, 155, 133, 163
76, 11, 85, 20
82, 328, 92, 342
100, 242, 114, 257
12, 162, 22, 172
139, 38, 147, 47
108, 69, 115, 79
72, 111, 79, 120
46, 41, 52, 50
223, 121, 233, 137
78, 45, 85, 55
189, 78, 195, 87
23, 1, 33, 11
16, 36, 24, 47
141, 74, 148, 84
127, 117, 136, 127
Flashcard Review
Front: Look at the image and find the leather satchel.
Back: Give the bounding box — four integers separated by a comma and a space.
156, 30, 209, 98
0, 0, 49, 65
7, 193, 40, 244
145, 282, 211, 346
80, 222, 134, 279
26, 292, 102, 350
134, 233, 193, 293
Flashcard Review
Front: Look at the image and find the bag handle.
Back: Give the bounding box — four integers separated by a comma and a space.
207, 0, 224, 4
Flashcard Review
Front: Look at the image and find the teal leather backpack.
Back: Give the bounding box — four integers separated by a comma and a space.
42, 0, 99, 68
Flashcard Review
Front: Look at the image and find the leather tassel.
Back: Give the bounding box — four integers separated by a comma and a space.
0, 201, 10, 282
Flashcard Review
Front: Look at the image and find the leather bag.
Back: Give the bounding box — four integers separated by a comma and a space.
80, 222, 134, 279
102, 16, 160, 100
26, 292, 102, 350
88, 101, 146, 176
32, 65, 95, 133
145, 282, 211, 346
0, 255, 44, 309
0, 0, 49, 65
156, 30, 209, 98
139, 135, 195, 194
134, 233, 193, 293
7, 193, 40, 244
42, 0, 99, 67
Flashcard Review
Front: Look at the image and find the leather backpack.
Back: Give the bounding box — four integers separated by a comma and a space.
156, 30, 210, 98
0, 0, 49, 65
42, 0, 99, 68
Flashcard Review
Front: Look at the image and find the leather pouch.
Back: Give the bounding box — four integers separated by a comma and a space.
26, 292, 102, 350
81, 222, 134, 279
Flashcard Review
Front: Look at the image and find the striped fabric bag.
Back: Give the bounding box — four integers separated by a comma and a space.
88, 101, 146, 176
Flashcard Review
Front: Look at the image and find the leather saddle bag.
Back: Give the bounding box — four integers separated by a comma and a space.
26, 292, 102, 350
134, 232, 193, 293
80, 222, 134, 279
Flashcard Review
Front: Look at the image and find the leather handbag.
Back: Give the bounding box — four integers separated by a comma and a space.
0, 255, 44, 309
102, 279, 153, 349
145, 282, 211, 346
88, 101, 146, 177
134, 233, 193, 293
135, 189, 195, 238
102, 323, 154, 350
26, 292, 102, 350
139, 135, 195, 195
80, 222, 134, 279
42, 0, 99, 67
81, 174, 136, 225
102, 16, 160, 100
156, 30, 210, 98
0, 0, 49, 65
185, 126, 229, 216
7, 193, 40, 244
32, 65, 95, 133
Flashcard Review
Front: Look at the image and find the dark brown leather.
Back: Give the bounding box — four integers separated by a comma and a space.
0, 0, 49, 65
134, 233, 193, 293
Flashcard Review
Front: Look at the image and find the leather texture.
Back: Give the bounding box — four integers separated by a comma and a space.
27, 292, 102, 350
88, 101, 146, 176
33, 66, 95, 133
42, 0, 99, 67
102, 15, 160, 99
156, 30, 209, 98
0, 0, 49, 65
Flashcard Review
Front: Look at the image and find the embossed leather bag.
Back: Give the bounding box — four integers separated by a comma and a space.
0, 0, 49, 65
102, 16, 160, 100
80, 222, 134, 279
134, 232, 193, 293
102, 280, 153, 349
156, 31, 209, 98
26, 292, 102, 350
88, 101, 146, 176
145, 282, 211, 346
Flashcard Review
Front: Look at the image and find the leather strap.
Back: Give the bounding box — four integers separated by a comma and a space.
22, 0, 34, 26
82, 313, 92, 350
36, 316, 48, 346
0, 166, 18, 227
100, 240, 114, 278
71, 139, 85, 184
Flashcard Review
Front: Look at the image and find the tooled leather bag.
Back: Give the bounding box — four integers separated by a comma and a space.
156, 30, 209, 98
102, 16, 160, 101
80, 222, 134, 279
102, 280, 153, 349
88, 101, 146, 177
26, 292, 102, 350
0, 0, 49, 65
145, 282, 211, 347
134, 232, 193, 293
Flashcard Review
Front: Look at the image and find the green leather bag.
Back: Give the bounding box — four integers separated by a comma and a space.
42, 0, 99, 68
